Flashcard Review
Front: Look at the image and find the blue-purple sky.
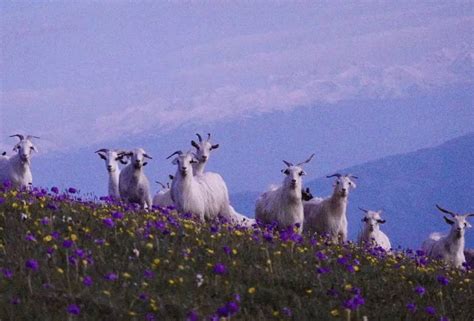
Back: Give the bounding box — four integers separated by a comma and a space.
0, 1, 473, 195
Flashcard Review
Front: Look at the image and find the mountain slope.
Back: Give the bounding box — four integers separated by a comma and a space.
231, 133, 474, 249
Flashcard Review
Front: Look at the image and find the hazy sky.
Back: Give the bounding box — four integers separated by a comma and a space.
1, 1, 473, 194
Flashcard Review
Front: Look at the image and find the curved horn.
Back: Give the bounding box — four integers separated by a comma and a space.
191, 140, 200, 149
196, 133, 202, 142
282, 160, 293, 167
326, 173, 342, 178
95, 149, 109, 154
297, 153, 315, 166
465, 213, 474, 218
144, 153, 153, 159
436, 204, 456, 217
348, 174, 359, 179
155, 181, 166, 189
26, 135, 40, 140
207, 133, 211, 141
10, 134, 24, 141
166, 150, 183, 159
358, 207, 369, 213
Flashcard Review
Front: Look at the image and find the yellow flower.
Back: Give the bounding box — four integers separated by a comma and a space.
248, 287, 256, 294
344, 284, 352, 291
232, 249, 238, 255
168, 279, 175, 285
146, 243, 154, 250
57, 268, 64, 274
122, 272, 131, 279
272, 311, 279, 316
330, 309, 339, 316
103, 290, 111, 296
43, 235, 52, 242
306, 289, 312, 294
206, 248, 214, 255
128, 311, 137, 316
70, 234, 78, 241
353, 266, 360, 272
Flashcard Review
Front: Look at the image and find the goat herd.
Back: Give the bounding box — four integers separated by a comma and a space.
0, 134, 472, 268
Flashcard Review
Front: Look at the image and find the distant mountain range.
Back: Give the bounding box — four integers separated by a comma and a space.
230, 133, 474, 249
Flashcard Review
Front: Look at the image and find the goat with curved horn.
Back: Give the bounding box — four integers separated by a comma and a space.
9, 134, 25, 141
166, 151, 183, 159
196, 133, 202, 142
282, 160, 293, 167
297, 153, 315, 166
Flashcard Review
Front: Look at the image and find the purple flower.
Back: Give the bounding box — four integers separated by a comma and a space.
143, 269, 155, 279
222, 246, 231, 255
62, 239, 74, 248
83, 276, 93, 287
213, 263, 227, 275
67, 304, 81, 315
104, 272, 118, 281
112, 211, 124, 220
316, 267, 331, 274
440, 317, 449, 321
227, 301, 239, 314
2, 268, 13, 279
25, 233, 37, 242
406, 303, 416, 313
68, 187, 77, 194
425, 306, 436, 315
217, 306, 230, 317
0, 197, 5, 204
437, 275, 449, 286
40, 217, 50, 225
315, 251, 328, 261
94, 239, 105, 245
415, 286, 425, 296
186, 310, 199, 321
282, 307, 292, 316
10, 297, 21, 305
139, 293, 149, 301
51, 186, 59, 194
102, 218, 115, 228
25, 259, 39, 271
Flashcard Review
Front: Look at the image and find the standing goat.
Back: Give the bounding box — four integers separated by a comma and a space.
357, 207, 391, 251
168, 151, 232, 222
255, 154, 314, 233
0, 134, 39, 189
190, 133, 219, 176
421, 205, 473, 268
118, 148, 153, 209
304, 173, 358, 243
95, 149, 128, 199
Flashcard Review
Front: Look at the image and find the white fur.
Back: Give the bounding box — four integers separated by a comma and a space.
0, 135, 38, 188
118, 148, 152, 209
357, 209, 391, 251
304, 174, 357, 242
421, 207, 473, 268
190, 133, 220, 176
255, 155, 314, 234
96, 149, 127, 199
152, 179, 174, 208
170, 151, 232, 222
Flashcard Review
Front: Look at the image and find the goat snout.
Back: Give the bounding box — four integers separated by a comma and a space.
201, 155, 208, 161
107, 165, 113, 171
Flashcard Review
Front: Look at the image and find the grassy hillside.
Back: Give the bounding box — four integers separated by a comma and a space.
1, 186, 473, 320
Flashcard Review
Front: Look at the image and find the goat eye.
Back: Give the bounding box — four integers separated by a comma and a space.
284, 169, 289, 175
299, 171, 304, 176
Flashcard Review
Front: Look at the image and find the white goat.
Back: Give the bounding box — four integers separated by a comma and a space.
304, 173, 358, 243
95, 148, 128, 199
357, 207, 391, 251
190, 133, 219, 176
421, 205, 473, 268
118, 148, 153, 209
168, 151, 232, 222
0, 134, 39, 189
255, 154, 314, 233
152, 175, 174, 208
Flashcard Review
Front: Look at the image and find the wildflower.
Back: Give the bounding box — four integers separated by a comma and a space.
330, 309, 339, 316
196, 273, 204, 287
213, 263, 227, 275
2, 268, 13, 279
415, 286, 425, 296
145, 313, 156, 321
40, 217, 50, 225
102, 218, 115, 228
104, 272, 118, 281
316, 267, 331, 274
425, 306, 436, 315
25, 233, 37, 242
315, 251, 328, 261
406, 303, 416, 313
43, 235, 52, 242
25, 259, 39, 271
282, 307, 292, 316
83, 276, 93, 287
144, 269, 155, 279
222, 246, 232, 255
62, 239, 74, 248
248, 287, 256, 294
10, 297, 21, 305
186, 310, 199, 321
67, 304, 81, 315
68, 187, 77, 194
437, 275, 449, 286
112, 211, 124, 219
0, 197, 4, 204
440, 316, 449, 321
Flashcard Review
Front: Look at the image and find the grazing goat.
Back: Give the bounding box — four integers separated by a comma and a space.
255, 154, 314, 233
0, 134, 39, 189
422, 205, 473, 268
118, 148, 153, 209
304, 173, 358, 243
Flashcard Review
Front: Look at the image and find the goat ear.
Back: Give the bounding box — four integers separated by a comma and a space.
31, 146, 38, 153
444, 216, 454, 225
98, 153, 107, 160
172, 158, 179, 165
13, 144, 19, 152
143, 162, 148, 166
169, 174, 174, 180
377, 219, 386, 224
119, 158, 128, 165
211, 144, 219, 150
191, 140, 200, 149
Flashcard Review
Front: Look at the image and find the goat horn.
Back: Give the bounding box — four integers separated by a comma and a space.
297, 153, 315, 166
348, 174, 359, 179
358, 207, 369, 213
26, 135, 40, 140
436, 204, 456, 217
282, 160, 293, 167
95, 149, 109, 153
326, 173, 342, 178
464, 213, 474, 218
155, 181, 166, 189
10, 134, 24, 141
166, 150, 183, 159
196, 133, 202, 142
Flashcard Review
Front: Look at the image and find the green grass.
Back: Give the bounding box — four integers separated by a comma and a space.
0, 187, 473, 320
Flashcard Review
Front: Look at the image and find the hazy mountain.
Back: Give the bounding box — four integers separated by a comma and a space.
230, 133, 474, 249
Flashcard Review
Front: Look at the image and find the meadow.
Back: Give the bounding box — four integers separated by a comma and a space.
0, 183, 472, 321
